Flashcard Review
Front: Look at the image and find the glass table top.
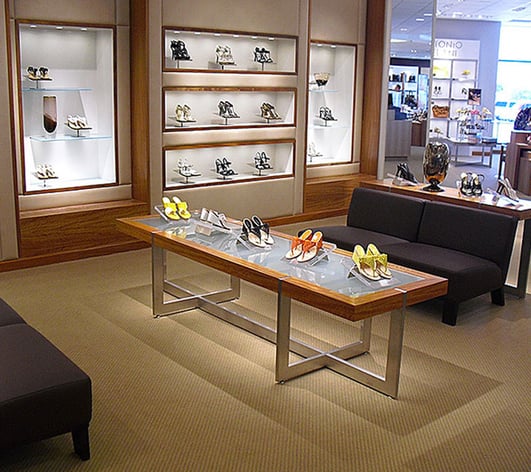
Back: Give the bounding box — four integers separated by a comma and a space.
136, 213, 423, 298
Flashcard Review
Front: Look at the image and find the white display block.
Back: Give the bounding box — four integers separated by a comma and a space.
163, 88, 295, 130
18, 23, 116, 193
163, 28, 297, 74
164, 141, 294, 189
307, 42, 356, 166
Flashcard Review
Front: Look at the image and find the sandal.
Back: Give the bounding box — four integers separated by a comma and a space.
242, 218, 266, 248
251, 215, 274, 245
172, 196, 191, 219
162, 196, 180, 220
352, 245, 380, 281
297, 231, 323, 263
366, 243, 392, 279
285, 230, 312, 260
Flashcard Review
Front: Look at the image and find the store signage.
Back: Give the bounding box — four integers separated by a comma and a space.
434, 39, 480, 60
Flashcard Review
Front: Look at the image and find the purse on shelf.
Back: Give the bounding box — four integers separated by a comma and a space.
432, 105, 449, 118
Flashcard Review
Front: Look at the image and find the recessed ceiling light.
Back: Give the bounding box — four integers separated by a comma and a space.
400, 28, 408, 32
416, 18, 425, 22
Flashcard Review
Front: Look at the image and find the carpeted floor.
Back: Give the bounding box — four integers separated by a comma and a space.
0, 216, 529, 471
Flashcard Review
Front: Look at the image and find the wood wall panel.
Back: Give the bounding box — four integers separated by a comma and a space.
304, 173, 373, 213
360, 0, 385, 175
18, 200, 148, 258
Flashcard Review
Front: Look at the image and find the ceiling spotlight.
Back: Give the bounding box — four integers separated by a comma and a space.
415, 18, 425, 22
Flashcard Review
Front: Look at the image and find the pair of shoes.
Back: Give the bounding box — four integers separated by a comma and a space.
241, 216, 274, 248
395, 162, 419, 184
352, 244, 391, 281
319, 106, 337, 121
460, 172, 483, 197
254, 152, 272, 170
253, 47, 273, 63
218, 101, 239, 119
162, 196, 191, 220
260, 102, 281, 120
174, 158, 201, 178
285, 230, 323, 263
35, 164, 57, 179
66, 115, 91, 130
307, 142, 322, 158
200, 208, 230, 230
497, 177, 519, 201
175, 104, 195, 122
170, 40, 191, 61
27, 66, 51, 80
216, 158, 237, 177
216, 45, 235, 65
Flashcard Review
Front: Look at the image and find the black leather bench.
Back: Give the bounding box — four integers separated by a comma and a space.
0, 298, 92, 460
314, 188, 518, 325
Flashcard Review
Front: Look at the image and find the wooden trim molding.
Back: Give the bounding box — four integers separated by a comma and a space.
360, 0, 386, 175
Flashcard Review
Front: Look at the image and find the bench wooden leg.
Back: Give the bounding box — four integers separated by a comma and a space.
72, 425, 90, 460
491, 288, 505, 306
442, 300, 459, 326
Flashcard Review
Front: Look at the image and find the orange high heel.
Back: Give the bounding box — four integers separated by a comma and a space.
297, 231, 323, 263
285, 230, 312, 259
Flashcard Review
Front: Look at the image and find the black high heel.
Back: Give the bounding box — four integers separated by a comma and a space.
395, 162, 418, 184
241, 218, 266, 248
472, 173, 484, 196
251, 215, 274, 245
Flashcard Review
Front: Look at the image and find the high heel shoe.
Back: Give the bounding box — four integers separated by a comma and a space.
352, 245, 380, 281
497, 177, 519, 201
242, 218, 266, 248
395, 162, 419, 184
285, 230, 312, 260
251, 215, 273, 245
200, 208, 230, 230
471, 173, 484, 197
172, 196, 191, 219
366, 244, 392, 279
162, 196, 180, 220
182, 105, 195, 122
297, 231, 323, 263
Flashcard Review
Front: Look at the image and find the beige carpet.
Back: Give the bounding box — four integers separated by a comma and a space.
0, 218, 529, 471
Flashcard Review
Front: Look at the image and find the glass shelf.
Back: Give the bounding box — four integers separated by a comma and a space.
22, 87, 92, 93
30, 134, 112, 142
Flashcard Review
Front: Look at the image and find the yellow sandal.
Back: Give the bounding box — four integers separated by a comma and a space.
172, 196, 191, 219
162, 196, 180, 220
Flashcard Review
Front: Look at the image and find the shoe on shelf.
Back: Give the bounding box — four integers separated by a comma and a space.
162, 196, 180, 220
242, 218, 267, 248
285, 229, 312, 260
172, 196, 191, 219
297, 231, 323, 263
170, 40, 191, 61
497, 177, 519, 201
471, 173, 484, 197
182, 104, 195, 122
366, 244, 392, 279
251, 215, 274, 245
352, 245, 380, 281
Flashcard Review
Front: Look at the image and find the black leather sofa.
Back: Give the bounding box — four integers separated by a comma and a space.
314, 188, 518, 325
0, 298, 92, 460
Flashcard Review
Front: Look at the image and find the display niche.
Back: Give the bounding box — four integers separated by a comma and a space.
18, 22, 116, 194
163, 27, 297, 74
164, 87, 296, 131
431, 58, 478, 139
164, 140, 294, 189
307, 42, 356, 166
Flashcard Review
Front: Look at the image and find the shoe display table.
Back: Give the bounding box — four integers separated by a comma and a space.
360, 179, 531, 298
117, 213, 446, 398
446, 137, 498, 167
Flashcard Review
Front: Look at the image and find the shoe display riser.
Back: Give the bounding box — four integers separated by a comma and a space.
164, 140, 294, 190
163, 27, 297, 74
307, 42, 356, 167
17, 22, 116, 194
163, 87, 296, 131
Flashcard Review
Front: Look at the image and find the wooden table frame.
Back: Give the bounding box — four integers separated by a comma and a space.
117, 216, 447, 398
360, 179, 531, 298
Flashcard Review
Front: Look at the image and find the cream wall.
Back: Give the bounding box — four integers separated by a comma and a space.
0, 0, 18, 260
151, 0, 367, 219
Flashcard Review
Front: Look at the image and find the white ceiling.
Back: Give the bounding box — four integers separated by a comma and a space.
391, 0, 531, 59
